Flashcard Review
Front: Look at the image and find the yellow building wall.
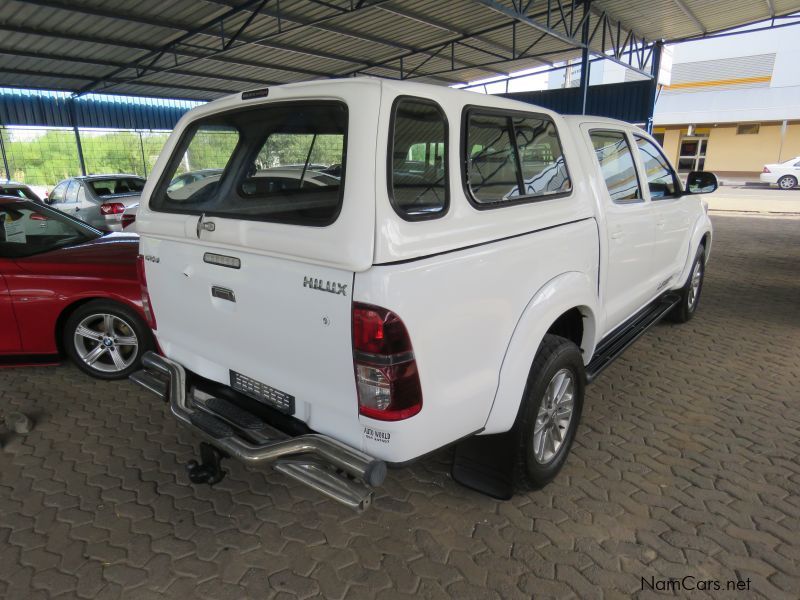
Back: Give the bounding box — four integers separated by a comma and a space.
654, 122, 800, 173
778, 123, 800, 161
705, 124, 786, 172
661, 128, 682, 166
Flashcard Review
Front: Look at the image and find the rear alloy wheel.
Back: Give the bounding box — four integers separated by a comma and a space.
64, 300, 153, 380
777, 175, 797, 190
513, 334, 585, 489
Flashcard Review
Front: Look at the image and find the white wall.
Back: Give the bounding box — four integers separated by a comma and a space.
654, 23, 800, 125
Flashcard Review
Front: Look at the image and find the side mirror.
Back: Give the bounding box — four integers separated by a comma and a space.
686, 171, 718, 195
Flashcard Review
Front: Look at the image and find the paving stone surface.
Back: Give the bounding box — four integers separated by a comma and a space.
1, 214, 798, 599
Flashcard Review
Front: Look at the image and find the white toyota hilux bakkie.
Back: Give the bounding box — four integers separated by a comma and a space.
132, 78, 716, 512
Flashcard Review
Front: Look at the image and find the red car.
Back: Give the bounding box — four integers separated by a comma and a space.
0, 196, 154, 379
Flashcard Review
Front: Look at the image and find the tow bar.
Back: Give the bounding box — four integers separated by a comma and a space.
186, 442, 227, 485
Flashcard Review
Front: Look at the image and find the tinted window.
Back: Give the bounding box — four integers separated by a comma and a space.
513, 116, 571, 197
49, 182, 68, 203
466, 113, 519, 204
152, 102, 347, 226
590, 131, 642, 203
0, 186, 38, 202
65, 180, 79, 203
389, 98, 448, 218
89, 178, 145, 197
635, 137, 679, 199
0, 202, 99, 258
466, 110, 570, 206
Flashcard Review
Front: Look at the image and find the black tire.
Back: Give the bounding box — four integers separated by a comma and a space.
512, 334, 585, 490
668, 245, 705, 324
777, 175, 797, 190
63, 300, 154, 380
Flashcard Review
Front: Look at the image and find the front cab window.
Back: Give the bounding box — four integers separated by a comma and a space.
635, 136, 680, 199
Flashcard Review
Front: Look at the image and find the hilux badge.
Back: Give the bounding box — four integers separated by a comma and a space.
303, 276, 348, 296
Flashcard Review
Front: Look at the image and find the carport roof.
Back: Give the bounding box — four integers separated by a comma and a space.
1, 0, 799, 101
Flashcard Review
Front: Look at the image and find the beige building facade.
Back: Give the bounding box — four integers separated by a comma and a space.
653, 25, 800, 178
655, 121, 800, 176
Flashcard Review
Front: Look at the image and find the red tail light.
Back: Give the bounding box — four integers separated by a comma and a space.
100, 202, 126, 215
121, 214, 136, 228
136, 255, 157, 329
762, 166, 771, 173
29, 213, 48, 221
352, 303, 422, 421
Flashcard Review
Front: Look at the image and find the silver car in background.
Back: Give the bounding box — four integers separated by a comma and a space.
48, 174, 145, 231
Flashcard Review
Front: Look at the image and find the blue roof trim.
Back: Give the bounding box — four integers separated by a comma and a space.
0, 88, 202, 130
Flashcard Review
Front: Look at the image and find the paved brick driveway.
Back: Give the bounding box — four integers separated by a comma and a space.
1, 215, 798, 599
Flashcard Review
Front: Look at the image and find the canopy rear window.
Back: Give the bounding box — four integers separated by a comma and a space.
150, 102, 347, 227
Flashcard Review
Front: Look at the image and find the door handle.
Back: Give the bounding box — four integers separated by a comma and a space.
610, 231, 623, 240
656, 220, 666, 229
196, 213, 216, 238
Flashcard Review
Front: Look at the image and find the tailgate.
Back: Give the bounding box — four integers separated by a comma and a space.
145, 238, 358, 437
136, 82, 382, 444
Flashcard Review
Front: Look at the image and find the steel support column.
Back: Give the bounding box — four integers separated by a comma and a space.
139, 132, 148, 177
0, 128, 10, 180
68, 99, 87, 176
646, 41, 663, 133
579, 1, 591, 114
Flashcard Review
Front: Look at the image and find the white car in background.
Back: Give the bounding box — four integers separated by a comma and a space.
760, 157, 800, 189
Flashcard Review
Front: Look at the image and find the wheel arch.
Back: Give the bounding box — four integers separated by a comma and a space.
482, 271, 598, 435
676, 216, 713, 287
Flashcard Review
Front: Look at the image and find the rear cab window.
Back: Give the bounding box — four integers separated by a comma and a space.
151, 102, 347, 227
463, 108, 571, 208
388, 97, 448, 220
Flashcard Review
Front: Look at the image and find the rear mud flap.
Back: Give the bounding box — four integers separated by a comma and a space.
451, 431, 516, 500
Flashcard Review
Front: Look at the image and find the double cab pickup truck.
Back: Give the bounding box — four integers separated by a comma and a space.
131, 79, 716, 511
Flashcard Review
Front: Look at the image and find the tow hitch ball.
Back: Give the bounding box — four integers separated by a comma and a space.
186, 443, 227, 485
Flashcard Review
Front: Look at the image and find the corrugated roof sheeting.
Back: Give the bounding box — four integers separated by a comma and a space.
0, 0, 798, 101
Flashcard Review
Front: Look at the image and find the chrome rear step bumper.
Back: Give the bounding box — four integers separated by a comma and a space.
130, 351, 386, 512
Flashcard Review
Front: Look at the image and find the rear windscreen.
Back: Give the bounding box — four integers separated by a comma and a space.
90, 178, 145, 196
150, 102, 347, 226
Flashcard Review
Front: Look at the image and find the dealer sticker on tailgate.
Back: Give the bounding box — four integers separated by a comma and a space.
230, 370, 295, 415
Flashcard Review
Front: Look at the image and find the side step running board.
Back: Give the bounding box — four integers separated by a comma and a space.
586, 293, 680, 382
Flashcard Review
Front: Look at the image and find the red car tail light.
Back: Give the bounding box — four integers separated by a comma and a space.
762, 166, 771, 173
136, 255, 157, 329
121, 214, 136, 228
100, 202, 126, 215
352, 302, 422, 421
